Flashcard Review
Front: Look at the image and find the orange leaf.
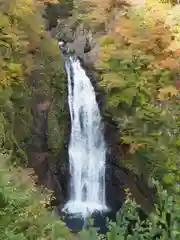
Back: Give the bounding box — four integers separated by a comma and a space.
159, 57, 178, 70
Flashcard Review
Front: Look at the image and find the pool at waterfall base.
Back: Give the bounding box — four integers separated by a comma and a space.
63, 207, 115, 234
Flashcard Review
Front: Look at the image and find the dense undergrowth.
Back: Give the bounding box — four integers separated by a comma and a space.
0, 0, 179, 239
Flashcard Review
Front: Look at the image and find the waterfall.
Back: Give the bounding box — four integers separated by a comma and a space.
63, 57, 107, 217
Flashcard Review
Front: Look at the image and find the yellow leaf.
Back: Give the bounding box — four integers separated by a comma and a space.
101, 73, 126, 89
158, 85, 178, 100
129, 143, 145, 154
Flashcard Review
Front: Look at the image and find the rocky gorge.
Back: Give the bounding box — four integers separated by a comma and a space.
25, 1, 157, 227
1, 0, 179, 238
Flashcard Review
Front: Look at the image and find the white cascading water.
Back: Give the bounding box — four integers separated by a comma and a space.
63, 57, 107, 217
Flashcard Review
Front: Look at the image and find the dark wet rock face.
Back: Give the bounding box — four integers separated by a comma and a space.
27, 99, 69, 210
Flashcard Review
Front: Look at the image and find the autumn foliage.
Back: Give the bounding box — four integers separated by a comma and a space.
96, 0, 180, 189
0, 0, 179, 239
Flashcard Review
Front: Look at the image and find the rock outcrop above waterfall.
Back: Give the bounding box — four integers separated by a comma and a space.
65, 27, 99, 65
55, 23, 100, 68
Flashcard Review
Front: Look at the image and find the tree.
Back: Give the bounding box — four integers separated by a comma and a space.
0, 151, 72, 239
106, 181, 180, 239
0, 0, 67, 157
95, 0, 180, 190
79, 181, 180, 240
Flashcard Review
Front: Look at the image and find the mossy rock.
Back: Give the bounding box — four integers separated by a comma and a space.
48, 108, 65, 154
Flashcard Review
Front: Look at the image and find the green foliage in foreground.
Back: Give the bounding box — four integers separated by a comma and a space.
0, 150, 179, 239
80, 183, 180, 240
0, 151, 71, 240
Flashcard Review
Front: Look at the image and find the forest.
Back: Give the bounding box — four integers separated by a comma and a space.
0, 0, 179, 239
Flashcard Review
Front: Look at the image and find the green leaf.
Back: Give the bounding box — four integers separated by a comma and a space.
119, 88, 136, 105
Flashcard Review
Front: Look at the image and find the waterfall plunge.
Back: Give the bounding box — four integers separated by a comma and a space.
63, 57, 107, 217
